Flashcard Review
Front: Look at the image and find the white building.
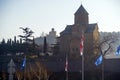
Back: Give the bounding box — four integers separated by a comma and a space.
35, 28, 57, 46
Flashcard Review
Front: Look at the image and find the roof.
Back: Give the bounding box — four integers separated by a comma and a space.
60, 25, 73, 35
86, 23, 97, 33
75, 5, 88, 15
60, 23, 97, 35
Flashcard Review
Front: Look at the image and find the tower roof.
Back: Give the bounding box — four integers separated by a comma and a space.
75, 5, 88, 15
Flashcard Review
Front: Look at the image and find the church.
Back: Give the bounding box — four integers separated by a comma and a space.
60, 5, 99, 58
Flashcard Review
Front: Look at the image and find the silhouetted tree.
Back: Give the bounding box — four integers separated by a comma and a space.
18, 27, 34, 54
43, 36, 47, 54
14, 36, 17, 44
95, 33, 118, 57
18, 27, 34, 43
20, 38, 22, 44
1, 39, 6, 44
0, 39, 6, 54
93, 33, 118, 80
0, 35, 35, 55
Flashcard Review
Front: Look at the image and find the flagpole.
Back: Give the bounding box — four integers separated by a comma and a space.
80, 31, 84, 80
82, 52, 84, 80
65, 55, 68, 80
102, 55, 104, 80
66, 69, 68, 80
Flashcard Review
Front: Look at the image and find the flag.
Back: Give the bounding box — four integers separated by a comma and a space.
21, 57, 26, 70
115, 45, 120, 56
65, 56, 68, 71
95, 55, 103, 66
80, 34, 84, 56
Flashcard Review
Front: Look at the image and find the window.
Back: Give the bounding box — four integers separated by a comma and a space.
72, 48, 78, 52
76, 48, 78, 52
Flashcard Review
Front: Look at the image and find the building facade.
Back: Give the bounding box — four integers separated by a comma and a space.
60, 5, 99, 70
35, 28, 57, 46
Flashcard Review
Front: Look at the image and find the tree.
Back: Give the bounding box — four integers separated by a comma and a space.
94, 33, 118, 80
14, 36, 17, 44
20, 38, 22, 44
32, 62, 48, 80
15, 61, 49, 80
0, 39, 6, 54
18, 27, 34, 54
18, 27, 34, 43
1, 38, 6, 44
97, 33, 118, 57
15, 69, 23, 80
43, 36, 47, 54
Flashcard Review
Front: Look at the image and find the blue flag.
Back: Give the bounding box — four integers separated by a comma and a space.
115, 45, 120, 56
21, 57, 26, 70
95, 55, 102, 66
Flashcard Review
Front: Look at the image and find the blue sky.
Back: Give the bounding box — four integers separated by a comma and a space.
0, 0, 120, 41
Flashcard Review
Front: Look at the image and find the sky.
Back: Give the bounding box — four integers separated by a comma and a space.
0, 0, 120, 41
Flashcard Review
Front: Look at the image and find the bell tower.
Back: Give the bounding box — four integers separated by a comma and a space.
74, 5, 89, 25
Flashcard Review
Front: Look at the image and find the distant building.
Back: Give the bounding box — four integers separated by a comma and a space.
59, 4, 100, 71
34, 28, 57, 54
60, 5, 99, 58
35, 28, 57, 46
46, 28, 57, 46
